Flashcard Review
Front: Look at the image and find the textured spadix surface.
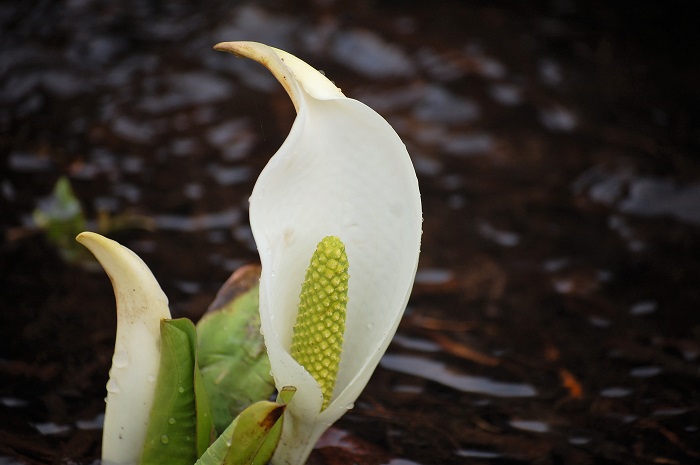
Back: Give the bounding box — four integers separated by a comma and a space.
76, 232, 171, 465
290, 235, 349, 410
214, 42, 422, 465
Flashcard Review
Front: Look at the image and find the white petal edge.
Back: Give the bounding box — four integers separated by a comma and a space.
215, 42, 422, 465
76, 232, 171, 465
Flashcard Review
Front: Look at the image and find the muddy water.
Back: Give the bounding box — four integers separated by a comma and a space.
1, 1, 699, 464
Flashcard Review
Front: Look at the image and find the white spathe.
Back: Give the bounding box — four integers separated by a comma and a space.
77, 232, 171, 465
214, 42, 422, 465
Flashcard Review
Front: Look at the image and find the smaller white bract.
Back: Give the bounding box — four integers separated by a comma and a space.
76, 232, 171, 465
214, 42, 422, 465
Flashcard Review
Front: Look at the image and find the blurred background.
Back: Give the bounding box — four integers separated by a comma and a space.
1, 1, 699, 464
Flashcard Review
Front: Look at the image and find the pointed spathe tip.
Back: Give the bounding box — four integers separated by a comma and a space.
75, 231, 171, 464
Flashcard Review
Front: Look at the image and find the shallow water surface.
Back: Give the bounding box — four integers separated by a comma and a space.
2, 1, 699, 464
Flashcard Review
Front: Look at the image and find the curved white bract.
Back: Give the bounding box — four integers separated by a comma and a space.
77, 232, 171, 465
215, 42, 422, 465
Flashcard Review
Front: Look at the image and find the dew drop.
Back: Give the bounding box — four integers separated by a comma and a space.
161, 434, 169, 445
168, 417, 176, 425
178, 386, 185, 393
147, 374, 156, 383
106, 378, 120, 394
225, 439, 232, 447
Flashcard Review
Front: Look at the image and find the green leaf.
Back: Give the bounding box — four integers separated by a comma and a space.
34, 176, 88, 263
197, 265, 275, 433
194, 333, 216, 456
140, 318, 214, 465
245, 387, 296, 465
195, 400, 287, 465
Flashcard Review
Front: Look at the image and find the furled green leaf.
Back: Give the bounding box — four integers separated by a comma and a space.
246, 387, 296, 465
197, 265, 275, 433
225, 400, 286, 465
195, 399, 287, 465
140, 318, 214, 465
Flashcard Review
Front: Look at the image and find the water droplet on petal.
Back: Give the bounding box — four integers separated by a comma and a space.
106, 378, 120, 394
161, 434, 169, 445
168, 417, 176, 425
147, 374, 155, 383
178, 386, 185, 393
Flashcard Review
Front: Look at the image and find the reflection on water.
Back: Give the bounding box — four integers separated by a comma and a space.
455, 449, 502, 459
75, 413, 104, 431
383, 459, 423, 465
538, 105, 577, 132
0, 398, 27, 408
7, 152, 54, 173
330, 29, 415, 78
391, 334, 440, 352
567, 436, 591, 446
476, 220, 520, 247
413, 268, 453, 286
31, 423, 70, 436
153, 208, 242, 231
575, 166, 700, 225
381, 354, 537, 398
620, 178, 700, 225
509, 420, 550, 433
599, 387, 632, 398
0, 457, 24, 465
628, 365, 661, 378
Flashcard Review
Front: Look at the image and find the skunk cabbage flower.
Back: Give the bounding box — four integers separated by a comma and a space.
214, 42, 422, 465
76, 232, 171, 465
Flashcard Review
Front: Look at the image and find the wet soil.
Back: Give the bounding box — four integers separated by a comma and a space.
2, 1, 699, 464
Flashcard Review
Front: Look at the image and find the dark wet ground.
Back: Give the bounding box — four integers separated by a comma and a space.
2, 1, 700, 464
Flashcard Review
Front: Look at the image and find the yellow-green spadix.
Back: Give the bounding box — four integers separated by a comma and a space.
76, 232, 171, 465
214, 41, 423, 465
291, 235, 349, 411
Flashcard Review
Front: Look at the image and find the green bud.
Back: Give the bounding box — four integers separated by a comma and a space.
291, 236, 349, 410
